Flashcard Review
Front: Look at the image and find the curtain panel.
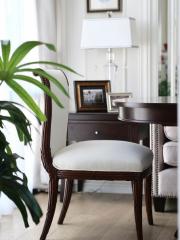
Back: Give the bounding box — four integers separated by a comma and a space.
36, 0, 62, 62
0, 0, 61, 215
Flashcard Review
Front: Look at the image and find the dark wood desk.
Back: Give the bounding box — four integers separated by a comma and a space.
68, 112, 148, 143
116, 97, 178, 238
116, 97, 177, 125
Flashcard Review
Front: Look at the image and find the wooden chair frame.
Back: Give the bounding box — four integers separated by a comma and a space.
40, 77, 153, 240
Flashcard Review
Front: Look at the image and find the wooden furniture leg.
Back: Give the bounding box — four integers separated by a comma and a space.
58, 179, 73, 224
60, 179, 65, 202
153, 197, 166, 212
145, 175, 153, 225
133, 179, 143, 240
40, 176, 58, 240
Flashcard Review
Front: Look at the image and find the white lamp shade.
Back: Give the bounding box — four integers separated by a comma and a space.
81, 17, 137, 49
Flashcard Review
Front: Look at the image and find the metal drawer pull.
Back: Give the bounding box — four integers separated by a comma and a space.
94, 131, 99, 135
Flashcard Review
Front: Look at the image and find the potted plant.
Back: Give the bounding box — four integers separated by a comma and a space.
158, 80, 170, 96
0, 40, 78, 227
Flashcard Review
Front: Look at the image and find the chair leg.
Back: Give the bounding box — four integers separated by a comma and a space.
174, 230, 178, 238
133, 179, 143, 240
40, 176, 58, 240
77, 180, 84, 192
144, 174, 153, 225
131, 181, 134, 195
60, 179, 65, 202
58, 179, 73, 225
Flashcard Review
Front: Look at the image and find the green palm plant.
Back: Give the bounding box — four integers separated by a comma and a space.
0, 40, 78, 120
0, 40, 78, 227
0, 101, 42, 227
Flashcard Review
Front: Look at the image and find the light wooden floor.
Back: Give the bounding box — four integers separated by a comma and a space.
0, 193, 177, 240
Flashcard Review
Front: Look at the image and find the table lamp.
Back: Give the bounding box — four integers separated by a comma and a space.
81, 17, 137, 90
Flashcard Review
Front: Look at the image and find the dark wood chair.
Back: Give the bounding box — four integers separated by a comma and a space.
39, 71, 153, 240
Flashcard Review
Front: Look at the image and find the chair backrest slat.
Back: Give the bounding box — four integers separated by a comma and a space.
41, 76, 53, 173
40, 70, 69, 174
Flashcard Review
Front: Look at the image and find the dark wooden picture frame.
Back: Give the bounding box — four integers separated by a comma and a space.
87, 0, 121, 13
75, 80, 111, 112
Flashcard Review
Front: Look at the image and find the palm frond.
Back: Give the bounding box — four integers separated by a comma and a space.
8, 41, 55, 70
16, 68, 69, 97
17, 60, 81, 76
1, 40, 10, 69
13, 74, 64, 108
6, 80, 46, 122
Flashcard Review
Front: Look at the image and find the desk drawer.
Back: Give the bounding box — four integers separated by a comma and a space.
68, 122, 131, 142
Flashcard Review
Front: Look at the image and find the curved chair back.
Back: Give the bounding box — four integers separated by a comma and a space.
41, 70, 69, 174
39, 72, 154, 240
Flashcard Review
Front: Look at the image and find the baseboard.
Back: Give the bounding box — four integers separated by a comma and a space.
74, 180, 132, 194
34, 181, 132, 195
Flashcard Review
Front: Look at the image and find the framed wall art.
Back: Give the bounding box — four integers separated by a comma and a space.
106, 92, 132, 112
87, 0, 121, 13
75, 80, 111, 112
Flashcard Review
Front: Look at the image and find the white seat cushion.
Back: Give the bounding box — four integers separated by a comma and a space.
159, 168, 177, 197
164, 126, 178, 141
53, 140, 153, 172
163, 141, 178, 167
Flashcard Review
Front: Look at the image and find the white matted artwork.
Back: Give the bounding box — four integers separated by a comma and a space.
106, 92, 132, 112
87, 0, 121, 12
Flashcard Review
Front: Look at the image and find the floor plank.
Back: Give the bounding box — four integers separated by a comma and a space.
0, 193, 177, 240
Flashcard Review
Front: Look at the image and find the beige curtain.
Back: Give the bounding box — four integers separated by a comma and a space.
35, 0, 62, 186
0, 0, 39, 215
36, 0, 62, 62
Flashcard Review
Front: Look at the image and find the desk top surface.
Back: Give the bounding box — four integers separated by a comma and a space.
115, 97, 177, 108
115, 97, 177, 125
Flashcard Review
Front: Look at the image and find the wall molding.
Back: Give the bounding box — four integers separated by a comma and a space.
139, 0, 159, 99
150, 0, 159, 98
39, 0, 162, 192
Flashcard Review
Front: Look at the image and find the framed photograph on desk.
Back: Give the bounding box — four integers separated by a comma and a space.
106, 92, 132, 112
75, 80, 111, 112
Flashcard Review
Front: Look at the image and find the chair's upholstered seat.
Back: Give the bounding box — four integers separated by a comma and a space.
53, 140, 153, 172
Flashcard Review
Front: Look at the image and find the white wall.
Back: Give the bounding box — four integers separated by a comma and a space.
60, 0, 160, 112
59, 0, 160, 193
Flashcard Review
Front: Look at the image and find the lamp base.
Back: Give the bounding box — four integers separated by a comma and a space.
104, 48, 118, 92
